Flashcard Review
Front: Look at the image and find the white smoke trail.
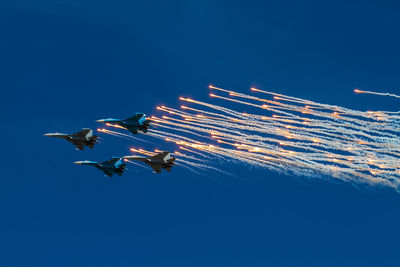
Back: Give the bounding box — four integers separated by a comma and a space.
99, 86, 400, 190
149, 86, 400, 190
355, 89, 400, 99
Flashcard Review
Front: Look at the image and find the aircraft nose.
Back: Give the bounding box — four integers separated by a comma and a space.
96, 119, 105, 123
44, 133, 62, 137
74, 161, 83, 165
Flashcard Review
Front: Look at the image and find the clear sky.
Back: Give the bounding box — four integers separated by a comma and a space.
2, 1, 400, 266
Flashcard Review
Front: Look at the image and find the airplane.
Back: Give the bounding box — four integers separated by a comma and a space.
74, 157, 127, 177
44, 128, 98, 150
124, 151, 176, 173
96, 113, 150, 134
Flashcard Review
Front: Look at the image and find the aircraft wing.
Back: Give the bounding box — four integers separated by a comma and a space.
125, 113, 145, 123
126, 126, 138, 135
72, 129, 92, 138
149, 163, 162, 173
72, 141, 84, 150
103, 170, 113, 177
102, 158, 120, 165
87, 143, 95, 149
150, 152, 170, 162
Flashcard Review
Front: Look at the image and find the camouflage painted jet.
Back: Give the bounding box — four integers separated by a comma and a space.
96, 113, 150, 134
44, 128, 98, 150
124, 151, 176, 173
74, 157, 127, 177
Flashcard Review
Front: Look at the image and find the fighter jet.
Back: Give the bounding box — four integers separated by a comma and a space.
96, 113, 150, 134
74, 157, 127, 177
124, 151, 176, 173
44, 128, 98, 150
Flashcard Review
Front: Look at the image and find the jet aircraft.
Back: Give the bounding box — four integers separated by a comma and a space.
124, 151, 176, 173
74, 157, 127, 177
44, 128, 98, 150
96, 113, 150, 134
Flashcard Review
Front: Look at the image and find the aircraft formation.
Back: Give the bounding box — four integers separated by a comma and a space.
44, 85, 400, 190
45, 113, 176, 177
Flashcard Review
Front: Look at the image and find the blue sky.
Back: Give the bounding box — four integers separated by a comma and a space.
1, 1, 400, 266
